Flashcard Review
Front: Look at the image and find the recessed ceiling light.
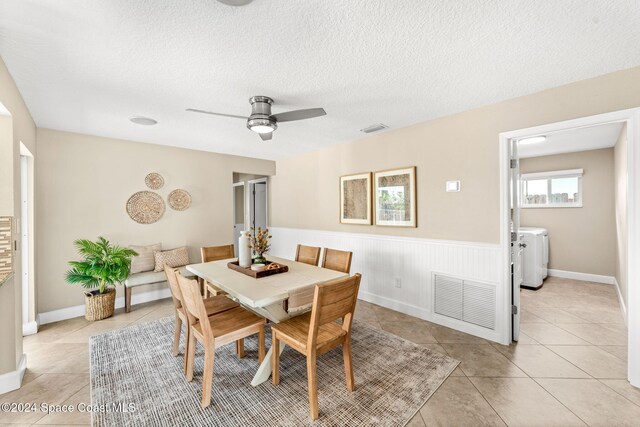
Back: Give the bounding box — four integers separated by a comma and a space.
217, 0, 253, 6
130, 116, 157, 126
519, 136, 546, 145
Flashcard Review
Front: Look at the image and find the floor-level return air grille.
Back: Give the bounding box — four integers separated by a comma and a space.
434, 274, 496, 330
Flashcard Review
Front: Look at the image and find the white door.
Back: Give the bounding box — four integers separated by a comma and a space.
250, 179, 268, 233
510, 139, 522, 341
232, 183, 245, 257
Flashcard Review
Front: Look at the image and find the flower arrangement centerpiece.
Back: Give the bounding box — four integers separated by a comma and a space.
249, 227, 272, 264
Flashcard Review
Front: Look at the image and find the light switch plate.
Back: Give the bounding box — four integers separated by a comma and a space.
446, 180, 461, 192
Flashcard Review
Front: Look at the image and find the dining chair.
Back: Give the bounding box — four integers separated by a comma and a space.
163, 265, 239, 373
321, 248, 353, 274
295, 244, 322, 266
176, 273, 266, 408
201, 244, 235, 297
271, 273, 362, 420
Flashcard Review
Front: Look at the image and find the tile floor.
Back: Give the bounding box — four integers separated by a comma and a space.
1, 277, 638, 426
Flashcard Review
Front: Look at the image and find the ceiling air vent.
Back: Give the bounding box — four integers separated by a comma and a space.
360, 123, 388, 134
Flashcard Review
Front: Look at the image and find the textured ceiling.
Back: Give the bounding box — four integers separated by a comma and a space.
0, 1, 639, 160
518, 122, 624, 158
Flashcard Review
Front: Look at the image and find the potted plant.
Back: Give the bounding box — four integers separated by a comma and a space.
65, 237, 138, 321
249, 227, 272, 264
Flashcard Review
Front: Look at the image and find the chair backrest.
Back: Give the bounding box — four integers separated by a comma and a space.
295, 244, 321, 266
176, 273, 211, 336
308, 274, 361, 345
201, 244, 235, 263
321, 248, 353, 274
163, 263, 183, 309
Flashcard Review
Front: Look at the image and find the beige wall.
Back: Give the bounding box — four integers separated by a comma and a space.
614, 124, 628, 306
271, 66, 640, 244
0, 56, 37, 377
36, 129, 275, 313
520, 149, 615, 276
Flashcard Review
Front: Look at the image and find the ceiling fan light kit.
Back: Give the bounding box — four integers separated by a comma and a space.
187, 95, 326, 141
247, 96, 278, 134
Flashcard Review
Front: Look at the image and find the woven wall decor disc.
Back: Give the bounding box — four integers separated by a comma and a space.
126, 191, 165, 224
145, 172, 164, 190
168, 189, 192, 211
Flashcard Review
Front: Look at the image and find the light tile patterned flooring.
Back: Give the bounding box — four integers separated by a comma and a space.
1, 277, 638, 426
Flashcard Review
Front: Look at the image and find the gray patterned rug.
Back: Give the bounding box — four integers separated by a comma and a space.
90, 317, 458, 426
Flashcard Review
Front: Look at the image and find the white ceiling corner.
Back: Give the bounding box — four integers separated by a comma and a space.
0, 0, 639, 160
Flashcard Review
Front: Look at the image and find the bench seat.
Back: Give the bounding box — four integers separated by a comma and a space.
124, 266, 194, 312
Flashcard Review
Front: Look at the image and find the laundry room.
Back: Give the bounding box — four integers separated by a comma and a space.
515, 122, 627, 303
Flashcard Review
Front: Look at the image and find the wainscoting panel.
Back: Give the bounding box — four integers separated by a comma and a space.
269, 227, 505, 342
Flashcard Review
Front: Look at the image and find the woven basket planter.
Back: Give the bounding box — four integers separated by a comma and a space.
84, 288, 116, 321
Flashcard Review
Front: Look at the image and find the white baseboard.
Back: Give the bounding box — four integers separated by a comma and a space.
614, 278, 628, 326
358, 290, 503, 343
38, 287, 172, 325
358, 290, 431, 320
0, 354, 26, 395
22, 318, 39, 336
548, 269, 615, 285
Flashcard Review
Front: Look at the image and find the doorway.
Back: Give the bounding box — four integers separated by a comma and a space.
232, 182, 245, 257
500, 108, 640, 388
249, 178, 268, 233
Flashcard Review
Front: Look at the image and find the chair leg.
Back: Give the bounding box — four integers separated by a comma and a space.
186, 331, 197, 382
258, 325, 265, 363
201, 344, 215, 409
183, 325, 191, 375
271, 332, 280, 385
307, 353, 319, 420
124, 286, 132, 313
343, 337, 355, 392
172, 314, 182, 357
236, 339, 245, 358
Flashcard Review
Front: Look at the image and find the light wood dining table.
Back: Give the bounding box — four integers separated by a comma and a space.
186, 255, 348, 386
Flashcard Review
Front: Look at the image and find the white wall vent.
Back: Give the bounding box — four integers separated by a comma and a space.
434, 274, 496, 330
360, 123, 388, 133
434, 275, 463, 320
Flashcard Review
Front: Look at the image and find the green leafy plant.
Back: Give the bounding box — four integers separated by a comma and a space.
65, 237, 138, 294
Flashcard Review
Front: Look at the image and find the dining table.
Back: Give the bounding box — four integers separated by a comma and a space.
186, 255, 348, 386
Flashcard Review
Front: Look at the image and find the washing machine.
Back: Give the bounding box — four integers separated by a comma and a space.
519, 227, 549, 290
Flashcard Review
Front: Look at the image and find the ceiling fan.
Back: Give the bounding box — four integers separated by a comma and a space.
186, 96, 326, 141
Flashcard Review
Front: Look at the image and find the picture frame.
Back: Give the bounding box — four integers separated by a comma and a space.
340, 172, 372, 225
374, 167, 417, 227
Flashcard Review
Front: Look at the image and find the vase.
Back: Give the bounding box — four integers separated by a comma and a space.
239, 232, 251, 268
253, 256, 267, 264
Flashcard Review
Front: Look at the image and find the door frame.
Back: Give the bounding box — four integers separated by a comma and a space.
19, 143, 36, 336
499, 107, 640, 387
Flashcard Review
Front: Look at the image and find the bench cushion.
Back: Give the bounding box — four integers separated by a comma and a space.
125, 266, 194, 288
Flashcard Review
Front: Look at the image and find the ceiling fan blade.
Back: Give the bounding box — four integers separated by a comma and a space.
259, 132, 273, 141
270, 107, 326, 123
186, 108, 247, 120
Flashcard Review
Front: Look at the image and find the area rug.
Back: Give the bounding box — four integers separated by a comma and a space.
90, 317, 458, 426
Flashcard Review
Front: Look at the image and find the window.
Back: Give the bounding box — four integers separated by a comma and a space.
521, 169, 583, 208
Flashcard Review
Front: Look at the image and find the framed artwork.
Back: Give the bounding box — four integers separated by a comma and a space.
340, 172, 372, 224
374, 167, 417, 227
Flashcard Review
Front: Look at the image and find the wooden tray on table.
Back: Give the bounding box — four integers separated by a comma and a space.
227, 260, 289, 279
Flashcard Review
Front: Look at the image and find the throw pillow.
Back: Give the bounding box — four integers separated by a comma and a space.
129, 243, 161, 274
154, 246, 189, 272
